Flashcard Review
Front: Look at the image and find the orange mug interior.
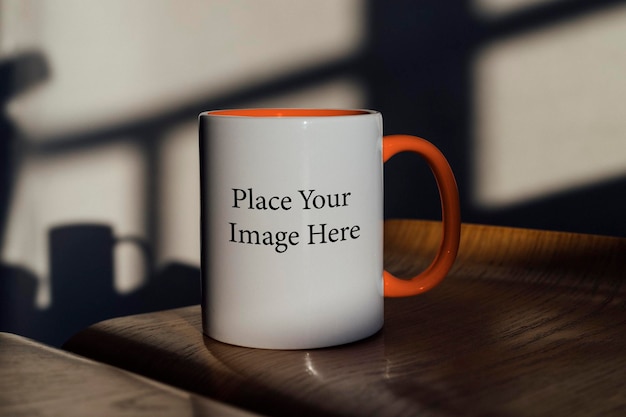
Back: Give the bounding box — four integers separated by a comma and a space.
207, 109, 372, 117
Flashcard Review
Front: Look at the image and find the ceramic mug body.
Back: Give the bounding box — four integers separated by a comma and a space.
199, 109, 460, 349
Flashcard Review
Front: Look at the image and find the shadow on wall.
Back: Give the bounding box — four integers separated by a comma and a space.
0, 52, 200, 346
369, 0, 626, 238
1, 51, 49, 251
1, 224, 199, 347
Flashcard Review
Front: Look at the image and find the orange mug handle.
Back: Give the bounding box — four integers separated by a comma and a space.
383, 135, 461, 297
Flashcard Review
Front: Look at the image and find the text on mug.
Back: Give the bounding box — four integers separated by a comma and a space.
229, 222, 360, 254
232, 188, 351, 210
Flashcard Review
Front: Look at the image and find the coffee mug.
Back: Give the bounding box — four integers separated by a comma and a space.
199, 109, 460, 349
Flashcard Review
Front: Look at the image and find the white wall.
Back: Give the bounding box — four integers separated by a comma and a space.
474, 2, 626, 207
1, 0, 366, 307
2, 0, 626, 309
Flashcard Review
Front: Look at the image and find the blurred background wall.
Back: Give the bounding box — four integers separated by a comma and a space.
1, 0, 625, 345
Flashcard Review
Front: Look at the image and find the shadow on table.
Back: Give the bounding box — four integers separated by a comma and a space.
0, 223, 200, 347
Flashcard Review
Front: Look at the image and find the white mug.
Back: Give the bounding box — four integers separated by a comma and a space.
199, 109, 460, 349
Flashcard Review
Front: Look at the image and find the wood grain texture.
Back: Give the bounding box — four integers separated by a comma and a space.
0, 332, 261, 417
64, 220, 626, 417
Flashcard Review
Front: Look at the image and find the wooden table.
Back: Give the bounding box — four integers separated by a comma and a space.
64, 220, 626, 417
0, 332, 261, 416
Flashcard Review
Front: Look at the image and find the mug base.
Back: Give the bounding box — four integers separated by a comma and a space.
202, 324, 383, 350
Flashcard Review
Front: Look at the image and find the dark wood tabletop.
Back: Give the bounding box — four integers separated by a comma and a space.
0, 332, 262, 417
64, 220, 626, 417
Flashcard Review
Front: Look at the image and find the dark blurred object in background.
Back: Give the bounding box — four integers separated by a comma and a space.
1, 51, 49, 246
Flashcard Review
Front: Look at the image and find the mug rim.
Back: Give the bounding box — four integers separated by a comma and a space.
201, 108, 378, 118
